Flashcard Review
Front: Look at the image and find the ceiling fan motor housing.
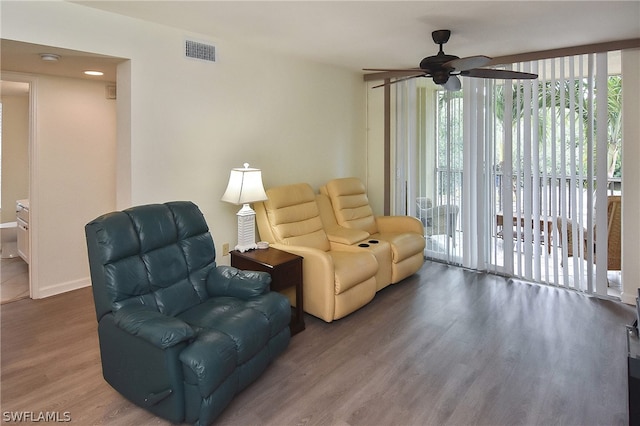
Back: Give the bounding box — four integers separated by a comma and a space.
419, 53, 458, 70
419, 51, 458, 84
432, 70, 450, 84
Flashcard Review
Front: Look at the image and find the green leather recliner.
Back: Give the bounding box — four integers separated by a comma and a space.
85, 201, 291, 425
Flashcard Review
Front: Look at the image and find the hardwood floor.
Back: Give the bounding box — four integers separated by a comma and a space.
0, 261, 634, 425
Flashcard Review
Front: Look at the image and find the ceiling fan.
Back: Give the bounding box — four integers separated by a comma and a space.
364, 29, 538, 91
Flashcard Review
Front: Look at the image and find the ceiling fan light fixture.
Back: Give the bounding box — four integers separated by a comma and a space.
442, 75, 462, 91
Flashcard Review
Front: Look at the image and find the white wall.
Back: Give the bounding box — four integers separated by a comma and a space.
33, 74, 116, 297
1, 1, 367, 296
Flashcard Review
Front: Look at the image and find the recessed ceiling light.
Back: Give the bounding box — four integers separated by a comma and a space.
40, 53, 60, 62
84, 71, 104, 76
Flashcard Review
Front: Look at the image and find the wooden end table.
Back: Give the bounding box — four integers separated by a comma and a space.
230, 247, 305, 335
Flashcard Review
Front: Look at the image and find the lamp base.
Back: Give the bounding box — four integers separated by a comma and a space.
235, 203, 258, 253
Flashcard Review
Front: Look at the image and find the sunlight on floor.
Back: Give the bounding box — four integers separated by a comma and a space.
426, 231, 623, 300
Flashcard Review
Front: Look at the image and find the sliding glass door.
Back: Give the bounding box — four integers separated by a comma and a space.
396, 51, 623, 297
396, 79, 463, 264
484, 53, 621, 296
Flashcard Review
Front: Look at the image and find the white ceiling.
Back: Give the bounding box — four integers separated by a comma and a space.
73, 1, 640, 71
2, 1, 638, 84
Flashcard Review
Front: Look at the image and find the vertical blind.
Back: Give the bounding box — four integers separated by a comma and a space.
396, 51, 621, 296
403, 80, 464, 264
394, 78, 417, 217
484, 53, 615, 296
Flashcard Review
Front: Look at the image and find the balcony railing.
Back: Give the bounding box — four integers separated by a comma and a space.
493, 172, 621, 219
430, 169, 621, 221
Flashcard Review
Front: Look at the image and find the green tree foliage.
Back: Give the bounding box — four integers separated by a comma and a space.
492, 75, 622, 178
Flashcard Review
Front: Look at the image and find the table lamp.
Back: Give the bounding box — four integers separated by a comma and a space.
221, 163, 268, 252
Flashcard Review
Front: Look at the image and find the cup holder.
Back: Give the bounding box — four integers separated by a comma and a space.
358, 243, 370, 248
368, 240, 379, 244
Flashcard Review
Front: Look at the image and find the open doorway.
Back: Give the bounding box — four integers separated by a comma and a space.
1, 39, 124, 301
0, 80, 30, 303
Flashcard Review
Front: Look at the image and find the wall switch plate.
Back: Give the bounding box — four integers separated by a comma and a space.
222, 243, 230, 256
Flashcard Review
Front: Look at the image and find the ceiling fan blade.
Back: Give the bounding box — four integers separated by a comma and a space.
363, 68, 426, 79
372, 74, 423, 89
444, 55, 491, 72
363, 68, 424, 73
461, 68, 538, 80
442, 75, 462, 91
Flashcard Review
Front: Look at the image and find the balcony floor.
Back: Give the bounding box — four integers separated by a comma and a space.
425, 232, 622, 300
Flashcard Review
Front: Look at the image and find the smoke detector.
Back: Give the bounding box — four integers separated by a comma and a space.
40, 53, 60, 62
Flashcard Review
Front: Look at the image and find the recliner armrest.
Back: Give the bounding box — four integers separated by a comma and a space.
114, 305, 195, 349
206, 265, 271, 299
375, 215, 424, 234
270, 243, 335, 286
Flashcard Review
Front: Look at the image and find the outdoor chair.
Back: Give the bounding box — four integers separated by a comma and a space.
555, 195, 621, 271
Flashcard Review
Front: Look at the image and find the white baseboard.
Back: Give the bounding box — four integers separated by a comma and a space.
34, 277, 91, 299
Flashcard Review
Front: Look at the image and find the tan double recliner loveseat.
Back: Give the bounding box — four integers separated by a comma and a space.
254, 178, 425, 323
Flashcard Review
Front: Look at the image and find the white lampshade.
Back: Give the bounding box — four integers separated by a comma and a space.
221, 163, 268, 252
221, 163, 268, 205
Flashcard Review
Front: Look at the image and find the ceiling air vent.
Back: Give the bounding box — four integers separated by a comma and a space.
185, 40, 216, 62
